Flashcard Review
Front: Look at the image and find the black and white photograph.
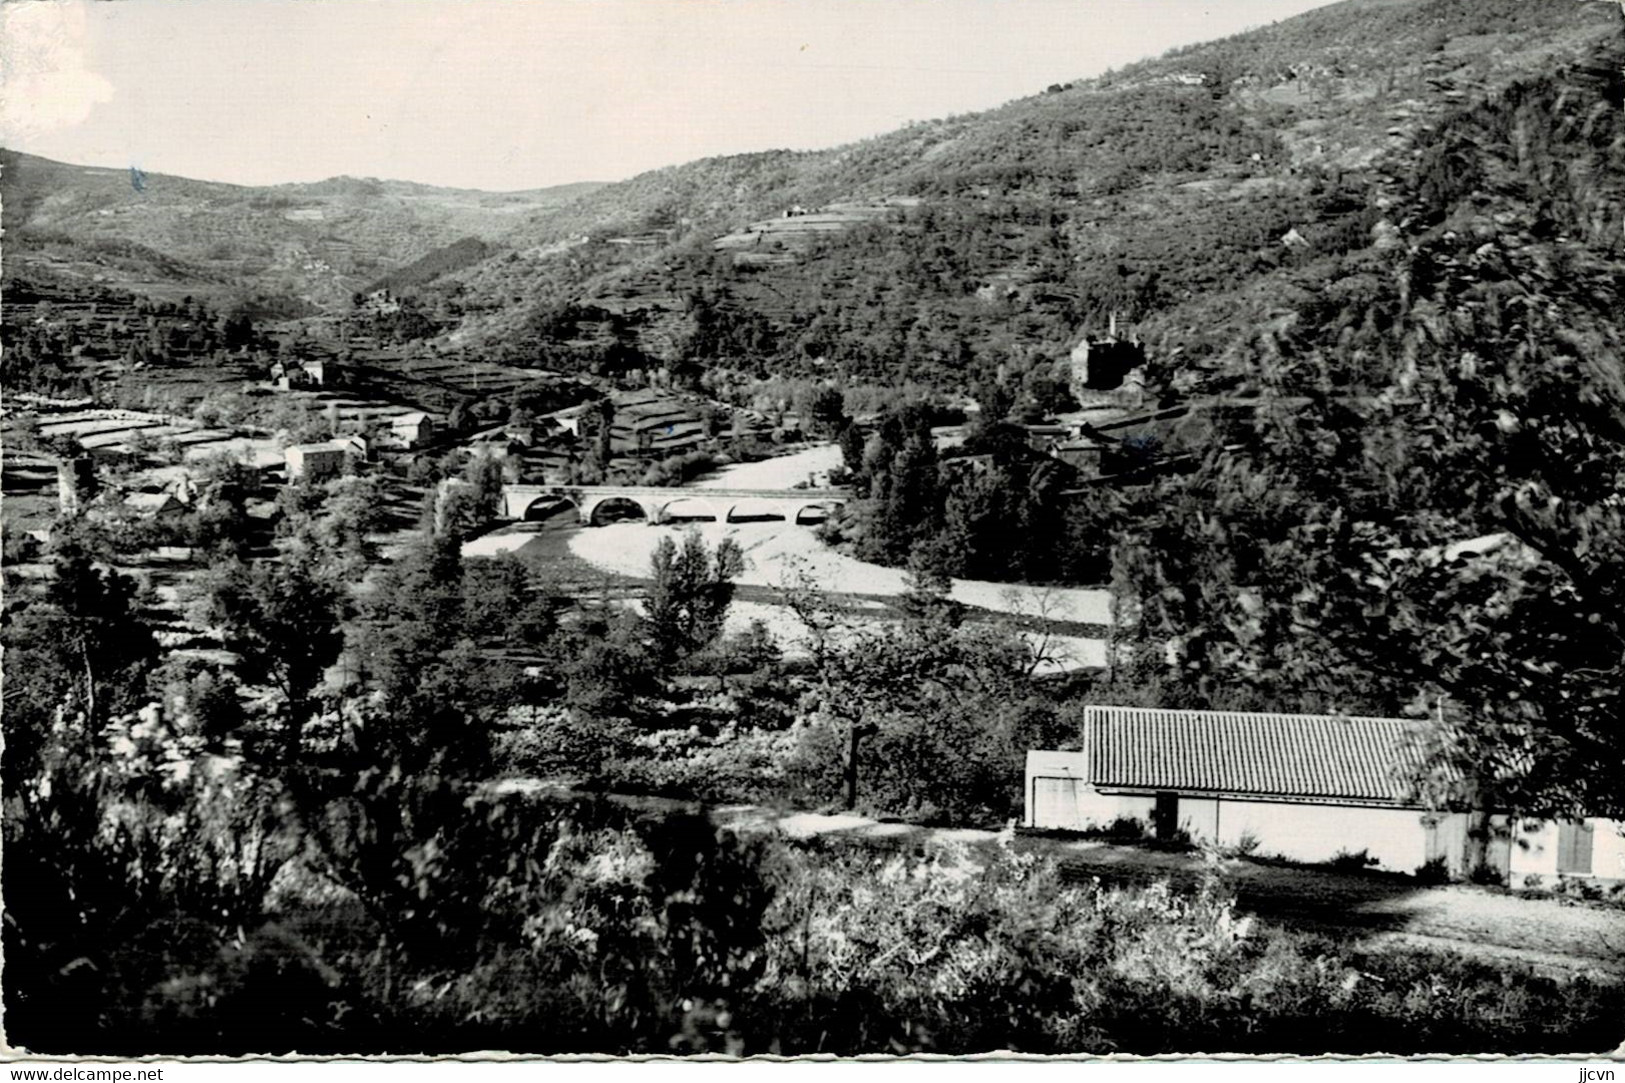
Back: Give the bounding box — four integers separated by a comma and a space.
1, 0, 1623, 1063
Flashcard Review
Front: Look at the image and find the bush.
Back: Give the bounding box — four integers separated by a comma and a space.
639, 451, 718, 488
1329, 849, 1379, 872
1148, 827, 1196, 852
602, 724, 797, 805
1414, 856, 1451, 885
1094, 816, 1153, 843
1203, 829, 1261, 859
492, 704, 636, 779
1553, 875, 1604, 902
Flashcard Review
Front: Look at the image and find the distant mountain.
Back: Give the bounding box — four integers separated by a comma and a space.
3, 0, 1620, 402
0, 150, 604, 309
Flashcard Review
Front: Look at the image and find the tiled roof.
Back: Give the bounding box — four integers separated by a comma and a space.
1084, 705, 1434, 805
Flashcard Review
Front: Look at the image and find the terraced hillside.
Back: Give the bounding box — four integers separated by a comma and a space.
417, 0, 1621, 394
0, 150, 603, 309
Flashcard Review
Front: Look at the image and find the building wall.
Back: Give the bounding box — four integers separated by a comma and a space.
1207, 799, 1455, 874
1023, 750, 1464, 874
1510, 818, 1625, 883
1599, 821, 1625, 880
1028, 751, 1158, 828
288, 448, 344, 481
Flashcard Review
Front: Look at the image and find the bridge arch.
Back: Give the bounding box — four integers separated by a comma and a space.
721, 500, 786, 524
586, 495, 650, 526
791, 501, 841, 525
521, 494, 578, 522
656, 495, 720, 524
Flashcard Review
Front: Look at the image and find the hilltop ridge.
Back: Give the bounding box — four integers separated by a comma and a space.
3, 0, 1620, 397
0, 148, 604, 309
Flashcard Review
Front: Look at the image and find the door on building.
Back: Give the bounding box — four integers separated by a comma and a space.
1556, 821, 1595, 875
1153, 792, 1179, 841
1032, 777, 1079, 829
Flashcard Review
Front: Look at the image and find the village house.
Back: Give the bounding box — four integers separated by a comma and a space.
502, 419, 539, 448
546, 403, 594, 438
269, 358, 327, 390
285, 440, 355, 483
339, 432, 370, 460
120, 490, 188, 519
388, 411, 435, 449
1026, 705, 1624, 884
1068, 317, 1148, 413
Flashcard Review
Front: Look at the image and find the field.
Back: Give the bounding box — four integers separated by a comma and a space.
347, 351, 567, 401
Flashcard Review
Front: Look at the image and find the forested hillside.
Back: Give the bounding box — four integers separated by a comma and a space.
418, 0, 1621, 396
5, 0, 1615, 395
1093, 37, 1625, 820
0, 150, 601, 309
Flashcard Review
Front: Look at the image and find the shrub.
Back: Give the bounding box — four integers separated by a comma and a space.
602, 724, 797, 805
1329, 849, 1379, 872
492, 704, 636, 779
1414, 856, 1451, 885
1204, 830, 1261, 859
1554, 875, 1604, 902
1093, 816, 1153, 843
1148, 827, 1196, 852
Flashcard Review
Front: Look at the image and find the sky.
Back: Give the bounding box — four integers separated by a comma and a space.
1, 0, 1337, 192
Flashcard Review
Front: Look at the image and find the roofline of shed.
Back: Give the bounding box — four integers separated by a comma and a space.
1091, 784, 1427, 810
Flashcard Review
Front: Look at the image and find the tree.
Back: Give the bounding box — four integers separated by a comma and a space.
561, 610, 658, 720
2, 531, 158, 792
218, 306, 255, 351
838, 424, 867, 483
790, 617, 1054, 821
644, 531, 744, 664
195, 548, 347, 762
591, 398, 616, 472
1105, 67, 1625, 826
462, 450, 507, 523
186, 453, 263, 557
446, 400, 474, 434
350, 532, 464, 706
805, 385, 848, 438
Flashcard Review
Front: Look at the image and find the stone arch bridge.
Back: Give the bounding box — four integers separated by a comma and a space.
502, 484, 852, 527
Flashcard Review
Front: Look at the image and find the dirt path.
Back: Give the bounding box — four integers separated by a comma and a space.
713, 806, 1625, 979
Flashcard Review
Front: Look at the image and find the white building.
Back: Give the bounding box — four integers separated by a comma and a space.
547, 403, 593, 438
390, 411, 435, 449
285, 441, 349, 483
1025, 705, 1623, 883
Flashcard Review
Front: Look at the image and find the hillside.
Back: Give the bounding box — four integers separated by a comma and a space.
415, 0, 1622, 395
3, 0, 1619, 397
0, 150, 603, 310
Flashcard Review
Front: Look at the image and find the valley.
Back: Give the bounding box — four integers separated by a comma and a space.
3, 0, 1624, 1060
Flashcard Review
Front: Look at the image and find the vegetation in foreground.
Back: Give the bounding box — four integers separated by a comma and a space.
3, 497, 1622, 1056
5, 0, 1625, 1058
8, 762, 1623, 1057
